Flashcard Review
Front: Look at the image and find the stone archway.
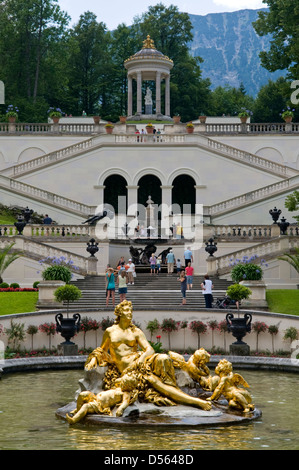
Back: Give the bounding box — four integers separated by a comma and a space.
172, 174, 196, 214
103, 174, 128, 214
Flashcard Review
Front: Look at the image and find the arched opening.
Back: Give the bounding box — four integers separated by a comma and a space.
137, 174, 162, 208
104, 175, 127, 214
172, 175, 196, 214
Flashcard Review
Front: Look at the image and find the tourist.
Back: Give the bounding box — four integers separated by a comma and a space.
184, 246, 193, 267
106, 267, 116, 307
117, 256, 125, 268
201, 275, 214, 308
43, 214, 52, 225
166, 249, 176, 275
185, 261, 194, 290
178, 270, 187, 305
127, 259, 135, 285
149, 254, 156, 275
117, 269, 128, 302
135, 129, 140, 142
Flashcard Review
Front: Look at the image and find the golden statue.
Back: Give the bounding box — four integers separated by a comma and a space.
142, 35, 156, 49
64, 301, 256, 424
206, 359, 255, 413
68, 300, 212, 424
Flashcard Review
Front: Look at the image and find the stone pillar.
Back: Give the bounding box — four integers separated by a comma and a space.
93, 185, 105, 208
137, 72, 142, 114
126, 185, 139, 216
156, 72, 161, 115
160, 185, 173, 238
165, 75, 170, 117
128, 75, 133, 116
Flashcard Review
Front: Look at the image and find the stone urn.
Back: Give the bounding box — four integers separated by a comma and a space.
55, 313, 81, 345
199, 115, 206, 123
226, 312, 252, 355
173, 115, 181, 123
93, 116, 101, 124
105, 125, 114, 134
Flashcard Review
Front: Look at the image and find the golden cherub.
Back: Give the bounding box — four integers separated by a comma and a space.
66, 372, 139, 424
206, 359, 255, 413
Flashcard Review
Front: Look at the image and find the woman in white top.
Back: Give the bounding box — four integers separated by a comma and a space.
201, 275, 214, 308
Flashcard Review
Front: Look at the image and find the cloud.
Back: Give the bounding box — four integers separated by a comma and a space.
213, 0, 265, 9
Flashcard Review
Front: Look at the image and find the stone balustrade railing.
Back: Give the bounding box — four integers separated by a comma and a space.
206, 175, 299, 217
213, 236, 299, 275
0, 174, 94, 217
1, 121, 299, 135
0, 237, 89, 275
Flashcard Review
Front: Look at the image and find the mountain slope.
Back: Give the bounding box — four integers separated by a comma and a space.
189, 8, 285, 97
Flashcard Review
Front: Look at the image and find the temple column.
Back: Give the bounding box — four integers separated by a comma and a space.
156, 71, 161, 114
127, 75, 133, 116
137, 72, 142, 114
165, 75, 170, 116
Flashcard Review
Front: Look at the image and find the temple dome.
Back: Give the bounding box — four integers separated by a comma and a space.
124, 35, 173, 65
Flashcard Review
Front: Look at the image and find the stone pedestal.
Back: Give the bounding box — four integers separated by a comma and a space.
58, 343, 79, 356
229, 343, 250, 356
87, 256, 98, 275
240, 280, 267, 309
36, 280, 65, 309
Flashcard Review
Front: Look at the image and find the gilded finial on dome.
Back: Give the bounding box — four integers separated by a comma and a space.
142, 35, 156, 49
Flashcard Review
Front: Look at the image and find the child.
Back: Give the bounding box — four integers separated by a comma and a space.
66, 373, 139, 424
156, 256, 161, 274
178, 270, 187, 305
176, 258, 181, 274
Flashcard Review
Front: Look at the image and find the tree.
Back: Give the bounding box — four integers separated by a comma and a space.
54, 284, 82, 317
252, 77, 297, 122
0, 242, 21, 284
253, 0, 299, 79
285, 190, 299, 223
65, 11, 112, 116
0, 0, 70, 120
209, 84, 254, 117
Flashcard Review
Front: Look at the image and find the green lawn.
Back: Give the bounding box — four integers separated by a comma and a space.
0, 292, 39, 316
0, 215, 16, 224
266, 289, 299, 315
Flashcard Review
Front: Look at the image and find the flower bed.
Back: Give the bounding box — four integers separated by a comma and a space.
0, 288, 39, 292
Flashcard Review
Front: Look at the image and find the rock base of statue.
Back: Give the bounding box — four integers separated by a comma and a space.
56, 367, 261, 427
56, 399, 261, 427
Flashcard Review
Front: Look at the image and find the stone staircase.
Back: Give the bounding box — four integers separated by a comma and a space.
69, 273, 233, 311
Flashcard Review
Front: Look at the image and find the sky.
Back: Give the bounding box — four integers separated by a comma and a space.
58, 0, 266, 29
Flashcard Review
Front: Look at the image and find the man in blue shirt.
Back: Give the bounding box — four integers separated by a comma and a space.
166, 249, 176, 275
184, 247, 193, 268
43, 214, 53, 225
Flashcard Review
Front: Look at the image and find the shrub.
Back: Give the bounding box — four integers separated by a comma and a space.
54, 284, 82, 316
0, 282, 9, 288
189, 321, 207, 348
42, 265, 72, 283
10, 283, 20, 288
226, 284, 252, 310
33, 281, 40, 289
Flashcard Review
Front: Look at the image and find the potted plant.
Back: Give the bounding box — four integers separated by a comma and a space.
281, 108, 294, 123
146, 122, 154, 134
119, 116, 127, 123
198, 115, 206, 123
226, 284, 252, 314
186, 122, 194, 133
105, 122, 114, 134
6, 105, 19, 123
238, 109, 251, 123
48, 107, 63, 123
173, 114, 181, 123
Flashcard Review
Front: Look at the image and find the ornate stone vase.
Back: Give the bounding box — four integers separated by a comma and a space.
93, 116, 101, 124
146, 126, 154, 134
173, 115, 181, 123
186, 126, 194, 133
226, 312, 252, 344
55, 313, 81, 344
